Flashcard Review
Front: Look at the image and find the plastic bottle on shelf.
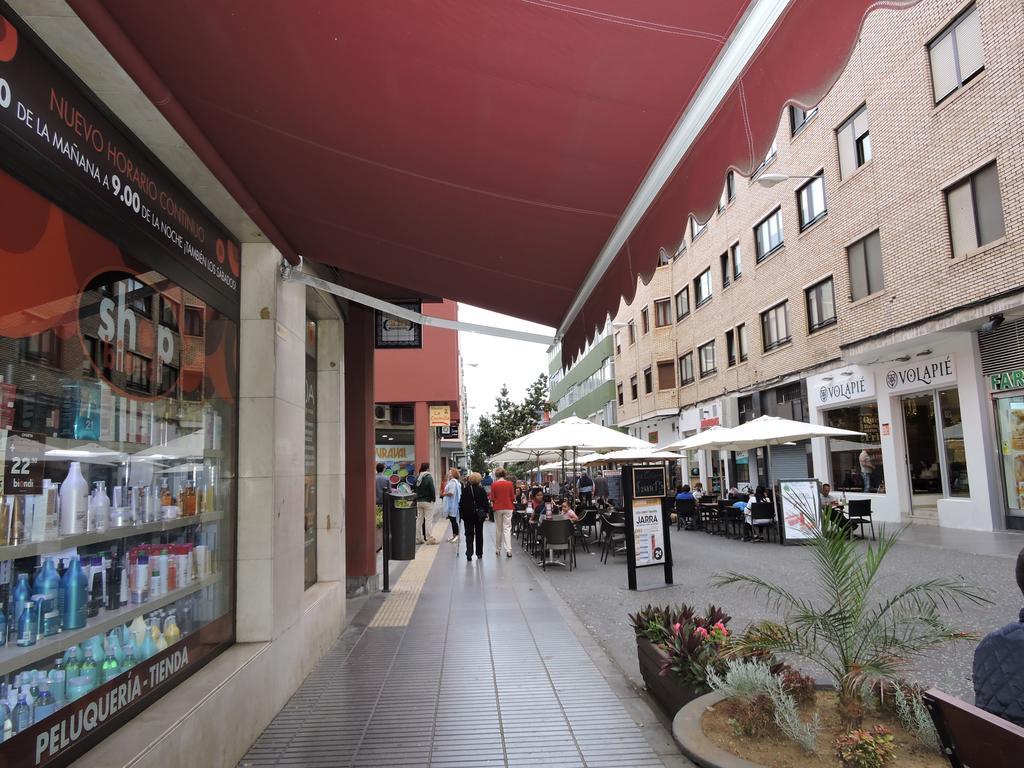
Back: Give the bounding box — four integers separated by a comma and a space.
0, 697, 11, 742
101, 642, 120, 683
121, 644, 137, 671
140, 619, 156, 661
32, 681, 55, 724
61, 556, 88, 630
63, 647, 81, 700
16, 601, 37, 647
80, 647, 98, 692
131, 555, 149, 604
33, 559, 61, 636
158, 549, 169, 596
163, 612, 181, 645
89, 481, 111, 533
12, 573, 30, 629
0, 606, 6, 647
181, 481, 196, 516
48, 658, 66, 707
108, 629, 125, 664
11, 694, 30, 735
59, 462, 89, 535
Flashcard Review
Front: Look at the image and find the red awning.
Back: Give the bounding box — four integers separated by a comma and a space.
70, 0, 917, 363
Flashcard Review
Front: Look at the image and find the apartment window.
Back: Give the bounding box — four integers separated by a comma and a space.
726, 328, 736, 367
718, 171, 736, 212
754, 208, 784, 262
945, 162, 1005, 258
731, 242, 742, 280
183, 306, 203, 336
643, 367, 653, 394
674, 287, 690, 321
790, 105, 818, 135
630, 375, 638, 400
160, 363, 179, 394
847, 230, 884, 300
679, 352, 695, 386
657, 360, 676, 390
159, 297, 178, 328
654, 299, 672, 327
719, 252, 730, 288
21, 329, 61, 367
694, 268, 713, 307
737, 323, 748, 362
837, 105, 871, 178
123, 278, 152, 318
796, 173, 827, 230
691, 216, 707, 241
806, 277, 837, 332
641, 307, 650, 334
628, 320, 636, 345
617, 383, 624, 406
125, 352, 152, 392
929, 5, 984, 103
615, 332, 621, 356
761, 301, 791, 351
698, 341, 717, 378
754, 140, 778, 176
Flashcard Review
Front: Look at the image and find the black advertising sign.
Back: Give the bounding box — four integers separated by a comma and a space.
375, 301, 423, 349
632, 465, 667, 499
1, 429, 45, 495
0, 9, 241, 308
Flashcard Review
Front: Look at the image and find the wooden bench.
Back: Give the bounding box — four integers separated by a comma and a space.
923, 687, 1024, 767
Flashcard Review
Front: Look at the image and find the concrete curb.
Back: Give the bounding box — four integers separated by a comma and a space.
672, 691, 764, 768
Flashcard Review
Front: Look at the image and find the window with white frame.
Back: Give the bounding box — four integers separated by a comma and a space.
694, 268, 713, 307
754, 208, 784, 262
698, 340, 716, 378
805, 277, 837, 332
929, 4, 984, 104
760, 301, 791, 351
945, 162, 1005, 258
737, 323, 748, 362
797, 173, 826, 230
731, 242, 742, 280
718, 171, 736, 212
847, 230, 884, 300
674, 287, 690, 321
837, 105, 871, 179
641, 306, 649, 334
679, 352, 694, 385
691, 216, 707, 241
790, 105, 818, 135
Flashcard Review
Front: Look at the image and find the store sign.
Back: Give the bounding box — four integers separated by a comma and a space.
631, 499, 665, 567
375, 444, 415, 486
882, 355, 956, 394
429, 404, 451, 427
808, 366, 876, 405
439, 421, 460, 440
1, 429, 45, 495
0, 11, 240, 303
374, 301, 422, 348
990, 368, 1024, 391
699, 417, 720, 429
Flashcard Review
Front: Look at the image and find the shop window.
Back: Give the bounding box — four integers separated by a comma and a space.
929, 4, 984, 104
675, 287, 690, 321
654, 299, 672, 327
183, 306, 204, 337
643, 367, 653, 394
939, 388, 969, 496
754, 208, 784, 262
847, 231, 884, 301
945, 162, 1005, 258
797, 173, 827, 230
617, 383, 624, 406
790, 105, 818, 135
304, 319, 318, 589
630, 375, 638, 400
737, 323, 748, 362
691, 216, 707, 241
837, 105, 871, 178
694, 268, 713, 307
657, 360, 676, 390
698, 340, 716, 378
806, 277, 837, 332
760, 301, 791, 351
21, 329, 62, 367
679, 352, 694, 386
825, 403, 884, 492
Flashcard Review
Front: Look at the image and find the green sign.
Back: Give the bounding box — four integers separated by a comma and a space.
991, 369, 1024, 391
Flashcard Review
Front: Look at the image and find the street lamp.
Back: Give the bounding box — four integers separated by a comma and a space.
756, 172, 820, 188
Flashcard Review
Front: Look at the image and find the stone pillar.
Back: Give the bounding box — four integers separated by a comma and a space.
236, 243, 305, 642
316, 318, 345, 582
345, 304, 377, 594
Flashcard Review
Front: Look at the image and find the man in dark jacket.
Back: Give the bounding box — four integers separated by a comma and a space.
973, 547, 1024, 726
414, 462, 437, 545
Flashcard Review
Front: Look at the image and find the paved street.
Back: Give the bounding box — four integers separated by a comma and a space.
540, 521, 1024, 702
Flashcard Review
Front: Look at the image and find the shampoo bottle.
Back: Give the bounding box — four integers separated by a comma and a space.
32, 682, 55, 724
60, 556, 88, 630
59, 462, 89, 535
80, 647, 97, 692
89, 482, 110, 533
33, 559, 60, 636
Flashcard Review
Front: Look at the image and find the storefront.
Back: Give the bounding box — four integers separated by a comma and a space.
0, 9, 238, 764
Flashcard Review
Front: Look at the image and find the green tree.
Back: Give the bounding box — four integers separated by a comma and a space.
469, 375, 551, 471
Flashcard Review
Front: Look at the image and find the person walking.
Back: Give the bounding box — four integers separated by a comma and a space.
375, 463, 389, 506
593, 470, 609, 503
414, 462, 437, 545
491, 468, 516, 558
577, 471, 594, 504
460, 472, 490, 561
442, 468, 462, 544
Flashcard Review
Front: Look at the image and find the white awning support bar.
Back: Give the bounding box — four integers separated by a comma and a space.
281, 263, 555, 346
555, 0, 792, 342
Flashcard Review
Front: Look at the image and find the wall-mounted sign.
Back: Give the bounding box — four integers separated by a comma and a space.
439, 421, 460, 440
991, 368, 1024, 391
375, 444, 415, 486
374, 301, 422, 348
0, 10, 240, 307
1, 429, 45, 496
699, 417, 720, 429
881, 355, 956, 394
881, 423, 890, 436
807, 366, 876, 406
428, 404, 450, 427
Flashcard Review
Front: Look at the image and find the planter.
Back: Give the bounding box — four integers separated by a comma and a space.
636, 636, 704, 719
673, 691, 763, 768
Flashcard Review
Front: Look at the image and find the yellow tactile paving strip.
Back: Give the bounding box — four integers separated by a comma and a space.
368, 518, 450, 627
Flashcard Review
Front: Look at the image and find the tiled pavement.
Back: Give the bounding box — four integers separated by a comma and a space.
240, 523, 688, 768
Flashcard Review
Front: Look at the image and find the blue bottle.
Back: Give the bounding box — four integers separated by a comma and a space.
140, 621, 156, 662
11, 574, 30, 628
34, 559, 61, 636
61, 556, 88, 630
32, 682, 55, 724
11, 694, 30, 734
16, 602, 37, 647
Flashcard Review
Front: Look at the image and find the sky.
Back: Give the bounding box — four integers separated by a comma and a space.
457, 304, 554, 430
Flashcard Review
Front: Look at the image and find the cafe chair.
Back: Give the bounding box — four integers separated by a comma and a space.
539, 518, 573, 570
674, 498, 695, 530
846, 499, 876, 541
748, 503, 775, 543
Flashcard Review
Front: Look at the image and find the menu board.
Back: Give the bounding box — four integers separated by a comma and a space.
632, 466, 666, 499
778, 478, 820, 543
632, 499, 665, 567
604, 470, 623, 507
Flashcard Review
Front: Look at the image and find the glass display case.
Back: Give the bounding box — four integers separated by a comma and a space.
0, 168, 236, 763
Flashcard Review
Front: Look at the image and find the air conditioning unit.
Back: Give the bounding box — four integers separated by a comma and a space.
374, 405, 390, 422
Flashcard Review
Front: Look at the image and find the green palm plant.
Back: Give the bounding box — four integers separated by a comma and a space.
712, 525, 989, 725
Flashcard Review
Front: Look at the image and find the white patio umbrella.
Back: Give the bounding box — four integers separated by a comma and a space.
663, 425, 735, 451
722, 415, 864, 448
487, 447, 564, 465
505, 416, 651, 452
581, 447, 683, 465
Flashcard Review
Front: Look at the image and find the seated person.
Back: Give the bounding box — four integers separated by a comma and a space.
558, 499, 579, 521
819, 482, 842, 510
691, 482, 705, 500
973, 548, 1024, 726
736, 486, 770, 540
675, 484, 695, 502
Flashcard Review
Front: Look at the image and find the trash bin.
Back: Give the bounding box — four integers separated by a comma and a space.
387, 490, 417, 561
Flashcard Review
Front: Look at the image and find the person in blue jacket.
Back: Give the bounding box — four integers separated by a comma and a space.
972, 547, 1024, 726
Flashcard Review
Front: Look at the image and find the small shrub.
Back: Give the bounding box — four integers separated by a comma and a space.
707, 659, 775, 703
835, 726, 896, 768
727, 694, 776, 736
769, 682, 820, 754
777, 664, 817, 706
878, 682, 941, 753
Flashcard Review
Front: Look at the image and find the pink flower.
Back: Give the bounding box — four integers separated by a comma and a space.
693, 626, 709, 639
672, 622, 682, 636
712, 621, 728, 636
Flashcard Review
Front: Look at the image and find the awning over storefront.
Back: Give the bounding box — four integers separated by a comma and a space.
69, 0, 918, 363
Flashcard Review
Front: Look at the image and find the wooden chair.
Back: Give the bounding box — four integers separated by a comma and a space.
923, 687, 1024, 767
846, 498, 876, 540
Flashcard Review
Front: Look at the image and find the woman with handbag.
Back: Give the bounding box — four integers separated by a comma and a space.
459, 472, 490, 562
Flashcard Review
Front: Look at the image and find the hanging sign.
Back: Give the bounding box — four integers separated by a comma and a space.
374, 300, 422, 348
778, 478, 820, 544
439, 421, 460, 439
428, 404, 451, 427
2, 429, 45, 496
